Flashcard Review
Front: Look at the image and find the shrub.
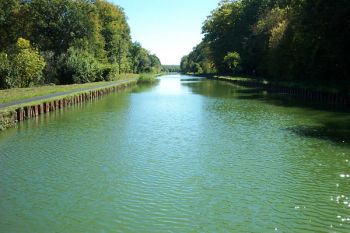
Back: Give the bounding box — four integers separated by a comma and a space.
192, 63, 203, 74
137, 73, 157, 84
63, 46, 99, 83
105, 64, 120, 81
97, 63, 119, 81
41, 51, 59, 84
0, 53, 10, 89
224, 51, 241, 73
7, 38, 46, 87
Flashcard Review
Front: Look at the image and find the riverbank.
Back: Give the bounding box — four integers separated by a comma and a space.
0, 74, 139, 105
0, 77, 138, 131
192, 74, 350, 110
136, 73, 164, 84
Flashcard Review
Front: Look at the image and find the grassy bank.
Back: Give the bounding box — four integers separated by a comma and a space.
137, 73, 163, 84
0, 73, 166, 131
0, 73, 139, 104
0, 78, 138, 131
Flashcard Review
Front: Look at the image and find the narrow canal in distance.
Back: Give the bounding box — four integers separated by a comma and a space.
1, 74, 350, 232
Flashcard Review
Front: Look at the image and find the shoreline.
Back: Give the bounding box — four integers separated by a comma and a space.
0, 78, 138, 131
186, 74, 350, 110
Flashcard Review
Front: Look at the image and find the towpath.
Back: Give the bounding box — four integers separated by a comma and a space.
0, 78, 136, 109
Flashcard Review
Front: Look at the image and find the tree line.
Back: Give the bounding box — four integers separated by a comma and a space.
181, 0, 349, 87
162, 65, 181, 73
0, 0, 161, 89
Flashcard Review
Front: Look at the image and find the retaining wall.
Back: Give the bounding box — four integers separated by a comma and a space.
0, 80, 136, 131
209, 77, 350, 110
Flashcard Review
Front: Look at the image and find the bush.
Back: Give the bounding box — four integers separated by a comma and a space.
63, 47, 99, 83
137, 73, 157, 84
97, 63, 119, 81
6, 38, 46, 88
192, 63, 203, 74
41, 51, 59, 84
107, 64, 120, 81
224, 52, 241, 73
0, 53, 10, 89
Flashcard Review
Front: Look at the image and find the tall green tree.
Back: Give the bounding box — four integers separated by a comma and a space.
96, 0, 131, 73
130, 42, 158, 73
0, 0, 162, 88
3, 38, 46, 88
182, 0, 350, 86
0, 0, 25, 51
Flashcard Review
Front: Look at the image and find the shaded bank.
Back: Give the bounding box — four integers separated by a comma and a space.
202, 75, 350, 111
182, 77, 350, 146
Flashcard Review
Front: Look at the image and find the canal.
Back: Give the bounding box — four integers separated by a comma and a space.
1, 74, 350, 232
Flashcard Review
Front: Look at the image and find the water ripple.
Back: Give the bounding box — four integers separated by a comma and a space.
1, 76, 350, 232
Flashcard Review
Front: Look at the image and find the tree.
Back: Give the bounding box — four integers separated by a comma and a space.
96, 0, 131, 73
7, 38, 46, 87
180, 41, 215, 74
0, 52, 10, 88
27, 0, 105, 57
61, 45, 100, 84
0, 0, 162, 88
0, 0, 24, 51
129, 42, 160, 73
224, 52, 241, 73
180, 55, 189, 73
184, 0, 350, 86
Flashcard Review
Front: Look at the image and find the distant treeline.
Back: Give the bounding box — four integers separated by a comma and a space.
162, 65, 181, 73
0, 0, 161, 89
181, 0, 350, 87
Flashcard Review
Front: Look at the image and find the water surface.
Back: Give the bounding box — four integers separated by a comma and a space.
1, 75, 350, 232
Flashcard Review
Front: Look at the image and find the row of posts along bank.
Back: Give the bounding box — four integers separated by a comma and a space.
0, 80, 136, 131
208, 77, 350, 110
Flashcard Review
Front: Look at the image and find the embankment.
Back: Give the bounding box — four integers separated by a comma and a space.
0, 79, 137, 131
206, 76, 350, 110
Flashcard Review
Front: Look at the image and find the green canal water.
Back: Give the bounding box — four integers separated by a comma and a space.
1, 74, 350, 232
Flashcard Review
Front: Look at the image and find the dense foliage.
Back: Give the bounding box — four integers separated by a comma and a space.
0, 0, 161, 88
162, 65, 181, 73
181, 0, 350, 86
0, 38, 46, 88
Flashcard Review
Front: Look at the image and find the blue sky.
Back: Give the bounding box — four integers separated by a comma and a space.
112, 0, 220, 65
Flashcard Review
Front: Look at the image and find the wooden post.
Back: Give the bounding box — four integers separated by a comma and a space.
16, 108, 24, 121
24, 106, 28, 119
38, 104, 43, 114
34, 105, 39, 116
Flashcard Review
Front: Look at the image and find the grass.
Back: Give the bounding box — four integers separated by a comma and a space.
0, 78, 139, 130
0, 73, 142, 131
0, 73, 139, 104
214, 75, 258, 83
137, 73, 159, 84
0, 78, 138, 115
